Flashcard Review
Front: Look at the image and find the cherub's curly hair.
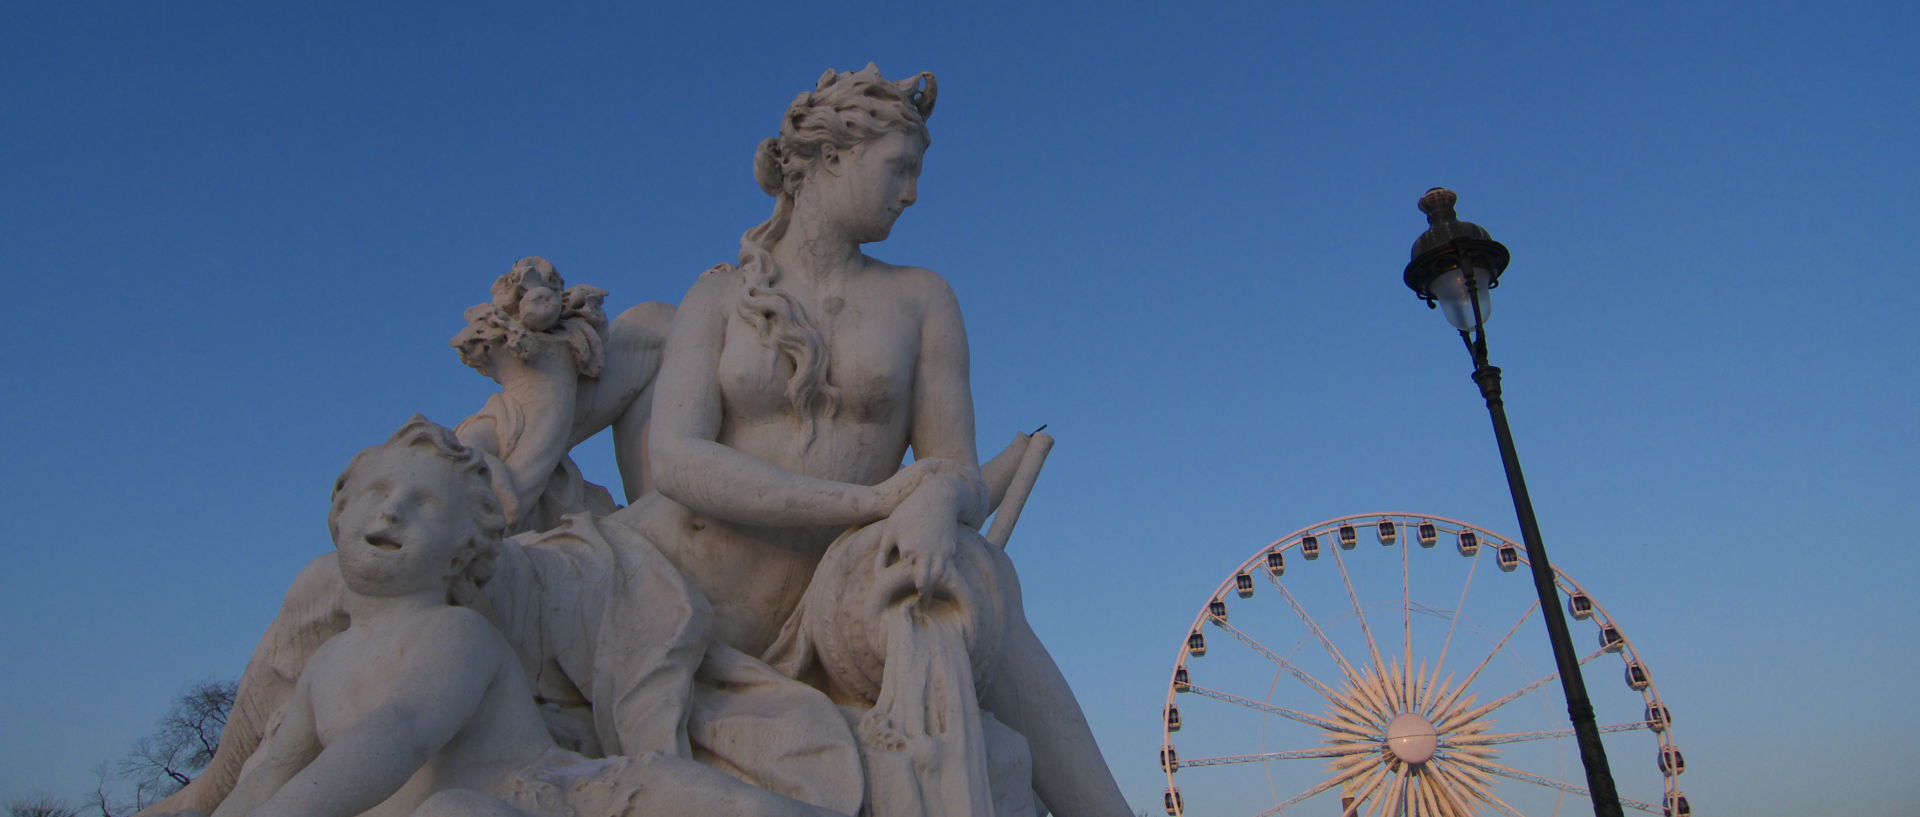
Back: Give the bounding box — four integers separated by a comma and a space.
328, 415, 505, 606
723, 64, 936, 448
451, 256, 610, 380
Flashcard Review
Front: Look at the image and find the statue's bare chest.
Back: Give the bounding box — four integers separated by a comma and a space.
717, 285, 922, 426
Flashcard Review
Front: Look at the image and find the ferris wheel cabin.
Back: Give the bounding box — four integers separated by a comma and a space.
1568, 592, 1594, 620
1337, 522, 1358, 549
1376, 519, 1397, 545
1187, 630, 1207, 657
1234, 571, 1255, 598
1496, 544, 1520, 571
1417, 520, 1438, 546
1456, 529, 1479, 556
1664, 794, 1691, 817
1265, 550, 1285, 576
1300, 534, 1321, 560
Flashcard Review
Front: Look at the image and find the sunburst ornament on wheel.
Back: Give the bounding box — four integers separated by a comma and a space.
1160, 513, 1687, 817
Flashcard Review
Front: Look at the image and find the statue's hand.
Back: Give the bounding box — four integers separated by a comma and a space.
886, 474, 966, 597
871, 457, 969, 518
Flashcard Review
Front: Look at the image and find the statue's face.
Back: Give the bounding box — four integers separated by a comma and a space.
332, 447, 477, 599
813, 129, 925, 244
520, 286, 562, 331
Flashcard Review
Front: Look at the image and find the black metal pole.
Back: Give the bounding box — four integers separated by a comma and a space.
1464, 330, 1624, 817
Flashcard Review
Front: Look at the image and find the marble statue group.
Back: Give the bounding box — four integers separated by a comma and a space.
137, 65, 1129, 817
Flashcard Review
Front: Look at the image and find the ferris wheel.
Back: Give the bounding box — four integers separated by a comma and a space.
1158, 513, 1686, 817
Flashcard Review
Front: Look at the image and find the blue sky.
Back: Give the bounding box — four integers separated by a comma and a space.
4, 2, 1916, 814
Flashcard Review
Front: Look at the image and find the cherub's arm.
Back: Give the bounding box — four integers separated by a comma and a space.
240, 613, 501, 817
208, 671, 321, 817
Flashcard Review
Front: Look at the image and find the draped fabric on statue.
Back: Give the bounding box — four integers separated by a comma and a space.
478, 512, 866, 814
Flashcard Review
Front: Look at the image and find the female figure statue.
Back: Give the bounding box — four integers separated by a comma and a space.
614, 64, 1129, 817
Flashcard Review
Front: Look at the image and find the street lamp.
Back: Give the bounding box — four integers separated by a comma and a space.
1402, 187, 1625, 817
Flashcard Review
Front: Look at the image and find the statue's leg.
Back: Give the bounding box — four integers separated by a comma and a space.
412, 789, 537, 817
976, 549, 1130, 817
135, 554, 349, 816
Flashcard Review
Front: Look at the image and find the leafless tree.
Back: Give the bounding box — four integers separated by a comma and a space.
6, 793, 80, 817
85, 679, 235, 816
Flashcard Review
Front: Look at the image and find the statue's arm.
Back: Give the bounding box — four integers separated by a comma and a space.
907, 269, 989, 526
650, 273, 901, 527
458, 340, 581, 526
239, 615, 498, 817
209, 674, 321, 817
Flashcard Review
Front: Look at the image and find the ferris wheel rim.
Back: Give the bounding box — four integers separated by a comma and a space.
1158, 511, 1684, 817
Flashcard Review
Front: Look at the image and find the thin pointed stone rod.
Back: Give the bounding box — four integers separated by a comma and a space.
1452, 757, 1662, 814
1342, 665, 1395, 727
1424, 763, 1475, 817
1450, 721, 1651, 747
1439, 646, 1607, 734
1251, 756, 1381, 817
1211, 617, 1346, 705
1430, 761, 1526, 817
1415, 768, 1450, 817
1176, 747, 1370, 768
1330, 545, 1393, 699
1422, 673, 1457, 720
1373, 768, 1408, 817
1184, 684, 1377, 737
1264, 569, 1367, 686
1339, 763, 1394, 817
1432, 551, 1482, 695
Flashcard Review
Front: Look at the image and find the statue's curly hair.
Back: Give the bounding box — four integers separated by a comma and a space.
328, 415, 505, 606
724, 64, 936, 448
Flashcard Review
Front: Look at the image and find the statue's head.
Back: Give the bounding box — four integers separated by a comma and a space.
728, 65, 937, 446
328, 415, 504, 606
754, 63, 936, 203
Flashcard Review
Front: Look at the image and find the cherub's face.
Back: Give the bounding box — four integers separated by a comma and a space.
519, 286, 562, 332
331, 447, 477, 600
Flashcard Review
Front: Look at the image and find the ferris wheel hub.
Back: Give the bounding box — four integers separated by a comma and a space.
1384, 712, 1438, 765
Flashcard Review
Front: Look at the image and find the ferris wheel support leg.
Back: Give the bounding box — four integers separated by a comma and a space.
1464, 327, 1624, 817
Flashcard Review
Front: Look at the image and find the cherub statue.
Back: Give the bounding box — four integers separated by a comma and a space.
198, 416, 842, 817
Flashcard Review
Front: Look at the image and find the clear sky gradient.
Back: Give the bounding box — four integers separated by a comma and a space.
4, 2, 1916, 814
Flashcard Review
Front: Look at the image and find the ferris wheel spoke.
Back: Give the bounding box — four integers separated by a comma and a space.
1176, 746, 1370, 768
1211, 618, 1346, 705
1450, 720, 1652, 747
1249, 755, 1379, 817
1330, 545, 1392, 690
1452, 757, 1663, 814
1449, 598, 1539, 707
1432, 539, 1482, 685
1447, 643, 1613, 732
1401, 530, 1414, 711
1185, 683, 1378, 738
1265, 570, 1365, 685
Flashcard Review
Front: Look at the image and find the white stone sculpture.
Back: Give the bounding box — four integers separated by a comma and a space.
188, 417, 843, 817
140, 64, 1127, 817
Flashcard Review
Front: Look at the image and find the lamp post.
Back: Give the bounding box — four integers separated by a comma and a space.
1401, 188, 1624, 817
